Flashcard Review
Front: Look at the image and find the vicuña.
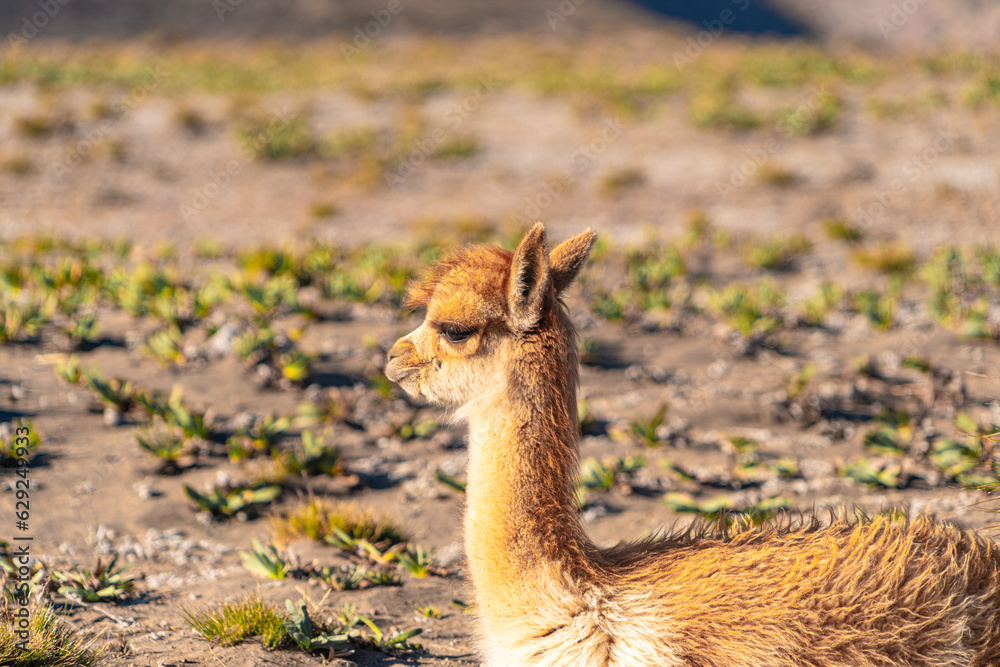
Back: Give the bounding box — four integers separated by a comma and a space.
385, 222, 1000, 667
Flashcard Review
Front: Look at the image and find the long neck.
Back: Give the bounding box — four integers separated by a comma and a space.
463, 306, 597, 624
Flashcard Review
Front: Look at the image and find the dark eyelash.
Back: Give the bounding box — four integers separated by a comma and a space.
441, 325, 475, 344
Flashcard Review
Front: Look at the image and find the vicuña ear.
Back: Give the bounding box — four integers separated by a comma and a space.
550, 228, 597, 295
507, 222, 551, 331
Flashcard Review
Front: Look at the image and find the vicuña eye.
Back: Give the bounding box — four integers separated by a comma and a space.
442, 326, 474, 344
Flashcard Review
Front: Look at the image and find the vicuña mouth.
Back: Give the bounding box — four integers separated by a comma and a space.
385, 365, 418, 383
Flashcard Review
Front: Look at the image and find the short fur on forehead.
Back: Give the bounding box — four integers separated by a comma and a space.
404, 244, 513, 312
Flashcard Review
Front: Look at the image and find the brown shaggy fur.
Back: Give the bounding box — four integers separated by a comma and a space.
385, 223, 1000, 667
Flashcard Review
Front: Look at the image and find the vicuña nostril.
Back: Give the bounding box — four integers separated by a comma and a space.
386, 343, 405, 363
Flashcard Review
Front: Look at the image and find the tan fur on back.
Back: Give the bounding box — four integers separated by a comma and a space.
385, 223, 1000, 667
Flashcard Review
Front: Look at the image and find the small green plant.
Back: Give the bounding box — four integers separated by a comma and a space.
397, 545, 434, 579
227, 415, 292, 462
823, 219, 863, 243
391, 414, 437, 440
311, 565, 367, 591
232, 326, 277, 362
851, 242, 916, 276
784, 363, 817, 401
840, 458, 902, 488
0, 299, 47, 342
49, 555, 134, 603
707, 280, 785, 341
356, 616, 423, 654
143, 326, 185, 365
659, 458, 695, 481
415, 606, 442, 618
434, 469, 467, 494
162, 385, 212, 440
362, 569, 402, 586
135, 420, 194, 472
902, 356, 932, 373
60, 312, 100, 347
930, 413, 1000, 487
295, 392, 341, 427
0, 598, 101, 666
742, 234, 811, 270
801, 282, 843, 326
853, 289, 897, 331
370, 373, 395, 400
183, 593, 287, 649
277, 430, 342, 477
279, 351, 314, 383
284, 600, 351, 654
600, 167, 646, 195
432, 135, 479, 160
240, 539, 292, 580
662, 493, 792, 525
630, 404, 669, 447
240, 115, 320, 160
183, 482, 283, 518
81, 366, 134, 412
578, 456, 645, 492
1, 419, 42, 467
55, 354, 81, 384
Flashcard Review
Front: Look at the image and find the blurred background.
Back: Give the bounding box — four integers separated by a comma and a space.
1, 0, 999, 250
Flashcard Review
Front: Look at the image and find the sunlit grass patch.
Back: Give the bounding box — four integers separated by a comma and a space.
689, 88, 762, 131
0, 597, 100, 667
851, 242, 917, 276
599, 167, 646, 196
822, 219, 864, 243
431, 135, 480, 160
742, 234, 811, 270
707, 279, 786, 341
272, 498, 406, 546
183, 593, 287, 649
238, 115, 320, 160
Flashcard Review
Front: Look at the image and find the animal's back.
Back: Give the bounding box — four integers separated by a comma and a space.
607, 515, 1000, 666
501, 516, 1000, 667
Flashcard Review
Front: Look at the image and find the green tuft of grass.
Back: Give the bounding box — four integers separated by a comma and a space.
851, 242, 917, 276
272, 498, 406, 546
431, 135, 479, 160
822, 218, 863, 243
689, 89, 762, 130
742, 234, 811, 270
707, 279, 785, 341
309, 202, 339, 219
239, 116, 320, 161
0, 599, 101, 666
599, 167, 646, 196
183, 594, 287, 649
754, 164, 799, 188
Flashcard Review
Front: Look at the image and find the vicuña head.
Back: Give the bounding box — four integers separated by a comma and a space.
387, 223, 1000, 667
